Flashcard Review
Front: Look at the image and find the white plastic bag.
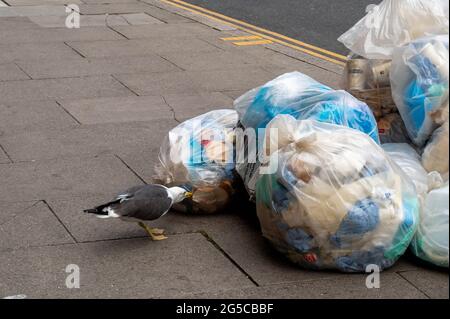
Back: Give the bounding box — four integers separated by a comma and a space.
154, 109, 238, 214
390, 35, 449, 146
382, 143, 429, 196
234, 72, 380, 200
410, 183, 449, 267
382, 143, 448, 267
422, 111, 449, 177
338, 0, 449, 59
256, 116, 419, 272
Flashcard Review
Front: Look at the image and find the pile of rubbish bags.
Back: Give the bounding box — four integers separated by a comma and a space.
153, 0, 448, 272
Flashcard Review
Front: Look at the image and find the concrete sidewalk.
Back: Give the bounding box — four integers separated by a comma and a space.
0, 0, 448, 299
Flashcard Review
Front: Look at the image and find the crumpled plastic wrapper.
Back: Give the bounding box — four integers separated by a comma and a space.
154, 109, 238, 214
256, 116, 419, 272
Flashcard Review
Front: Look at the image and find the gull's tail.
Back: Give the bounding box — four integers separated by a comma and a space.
83, 199, 120, 215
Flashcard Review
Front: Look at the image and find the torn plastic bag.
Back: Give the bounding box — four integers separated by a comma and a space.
390, 35, 449, 147
410, 182, 449, 267
154, 109, 238, 214
256, 116, 419, 272
338, 0, 449, 59
234, 72, 380, 199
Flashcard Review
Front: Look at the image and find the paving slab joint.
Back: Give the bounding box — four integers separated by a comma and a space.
110, 74, 140, 96
0, 144, 13, 164
198, 230, 260, 287
42, 199, 78, 244
397, 271, 432, 299
161, 95, 181, 123
114, 154, 148, 185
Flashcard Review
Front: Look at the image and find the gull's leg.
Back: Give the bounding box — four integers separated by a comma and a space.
138, 222, 167, 241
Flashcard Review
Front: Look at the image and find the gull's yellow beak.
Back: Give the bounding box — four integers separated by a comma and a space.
184, 191, 193, 198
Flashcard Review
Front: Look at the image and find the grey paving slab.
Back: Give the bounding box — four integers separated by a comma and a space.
5, 0, 81, 5
220, 90, 249, 100
59, 95, 173, 124
0, 42, 83, 64
161, 51, 260, 71
0, 201, 37, 225
77, 2, 155, 15
0, 119, 176, 162
121, 12, 164, 25
399, 270, 449, 299
143, 4, 194, 24
187, 67, 275, 92
186, 273, 428, 299
265, 42, 344, 75
0, 63, 30, 81
81, 0, 138, 3
28, 14, 129, 28
111, 23, 219, 39
189, 206, 421, 286
0, 201, 74, 251
0, 154, 143, 201
0, 234, 254, 298
46, 196, 235, 242
0, 26, 123, 44
0, 75, 134, 104
118, 148, 162, 183
163, 92, 233, 121
0, 16, 38, 30
0, 100, 79, 136
67, 37, 219, 58
0, 5, 67, 17
0, 146, 10, 164
113, 71, 203, 96
16, 55, 180, 79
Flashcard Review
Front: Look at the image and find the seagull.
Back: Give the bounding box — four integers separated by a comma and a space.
83, 184, 192, 241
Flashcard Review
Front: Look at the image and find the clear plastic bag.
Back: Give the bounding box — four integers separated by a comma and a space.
422, 117, 449, 177
410, 183, 449, 267
256, 116, 419, 272
382, 143, 429, 197
154, 109, 238, 214
383, 143, 448, 267
234, 72, 380, 199
338, 0, 449, 60
390, 35, 449, 147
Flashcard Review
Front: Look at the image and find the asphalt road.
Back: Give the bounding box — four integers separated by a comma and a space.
183, 0, 382, 55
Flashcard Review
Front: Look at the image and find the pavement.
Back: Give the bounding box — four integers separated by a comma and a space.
0, 0, 448, 299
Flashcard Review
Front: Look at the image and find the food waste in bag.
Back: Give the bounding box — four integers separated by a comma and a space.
256, 116, 419, 272
390, 35, 449, 147
234, 71, 380, 200
154, 109, 238, 214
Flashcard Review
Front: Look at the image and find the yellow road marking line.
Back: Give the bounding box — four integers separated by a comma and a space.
233, 39, 273, 46
221, 35, 262, 41
168, 0, 347, 62
161, 0, 346, 66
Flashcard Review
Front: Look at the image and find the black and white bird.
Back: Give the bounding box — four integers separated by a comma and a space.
84, 184, 192, 241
